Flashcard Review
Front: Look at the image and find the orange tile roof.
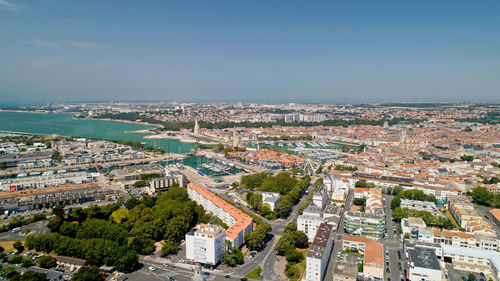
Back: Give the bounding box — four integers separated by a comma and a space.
490, 209, 500, 223
187, 182, 253, 241
343, 234, 383, 266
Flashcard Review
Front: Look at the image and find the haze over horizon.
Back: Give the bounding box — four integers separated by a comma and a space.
1, 0, 499, 104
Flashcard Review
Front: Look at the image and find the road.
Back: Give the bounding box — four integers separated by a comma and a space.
380, 194, 404, 281
0, 220, 49, 241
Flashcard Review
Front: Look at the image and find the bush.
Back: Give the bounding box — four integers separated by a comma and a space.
73, 265, 105, 281
37, 255, 57, 269
8, 255, 23, 264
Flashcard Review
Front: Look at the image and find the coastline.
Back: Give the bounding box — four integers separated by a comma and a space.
0, 109, 49, 114
78, 117, 163, 128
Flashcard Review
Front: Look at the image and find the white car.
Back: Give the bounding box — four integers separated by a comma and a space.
148, 266, 156, 272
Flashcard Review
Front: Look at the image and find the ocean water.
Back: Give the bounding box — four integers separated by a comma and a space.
0, 111, 194, 153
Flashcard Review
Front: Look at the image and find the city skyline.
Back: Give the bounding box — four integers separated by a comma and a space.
1, 0, 500, 104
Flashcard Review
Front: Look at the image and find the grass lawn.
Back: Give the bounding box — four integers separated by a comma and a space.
245, 266, 263, 280
445, 209, 461, 229
0, 240, 17, 252
295, 248, 309, 280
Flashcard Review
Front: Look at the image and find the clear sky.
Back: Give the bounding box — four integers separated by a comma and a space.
1, 0, 499, 104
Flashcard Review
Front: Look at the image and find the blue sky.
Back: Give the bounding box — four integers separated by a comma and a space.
1, 0, 499, 104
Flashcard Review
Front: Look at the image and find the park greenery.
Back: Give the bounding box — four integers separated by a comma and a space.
334, 164, 358, 171
26, 186, 208, 272
244, 222, 272, 251
241, 172, 310, 218
354, 180, 376, 188
392, 208, 455, 229
276, 222, 309, 281
37, 255, 57, 269
390, 188, 438, 210
470, 186, 500, 208
298, 178, 323, 215
132, 172, 162, 187
222, 241, 244, 267
245, 266, 263, 280
73, 265, 105, 281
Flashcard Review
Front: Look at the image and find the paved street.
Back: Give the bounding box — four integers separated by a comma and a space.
381, 194, 404, 281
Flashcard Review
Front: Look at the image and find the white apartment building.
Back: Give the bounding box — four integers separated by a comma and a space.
186, 224, 226, 266
255, 191, 280, 211
187, 182, 253, 248
304, 223, 334, 281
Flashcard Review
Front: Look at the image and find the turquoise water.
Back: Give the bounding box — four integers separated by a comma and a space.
0, 111, 194, 153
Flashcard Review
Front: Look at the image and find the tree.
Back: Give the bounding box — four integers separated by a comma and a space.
2, 266, 20, 279
353, 198, 366, 206
21, 258, 33, 268
390, 197, 401, 209
110, 208, 130, 224
20, 270, 47, 281
52, 150, 62, 161
285, 248, 303, 263
73, 266, 105, 281
471, 186, 492, 206
284, 222, 297, 233
124, 197, 141, 210
161, 240, 179, 256
37, 255, 57, 269
355, 180, 367, 188
52, 205, 65, 218
13, 241, 24, 253
292, 231, 309, 248
47, 216, 63, 233
467, 273, 476, 281
285, 264, 300, 280
222, 247, 244, 267
8, 255, 23, 264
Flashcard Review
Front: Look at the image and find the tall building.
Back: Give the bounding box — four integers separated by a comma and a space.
304, 223, 334, 281
187, 182, 253, 248
194, 118, 200, 135
298, 204, 325, 242
186, 224, 225, 266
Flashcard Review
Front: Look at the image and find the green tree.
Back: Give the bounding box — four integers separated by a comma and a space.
467, 273, 476, 281
20, 270, 47, 281
355, 180, 367, 188
390, 197, 401, 209
285, 248, 303, 264
8, 255, 23, 264
52, 205, 65, 218
471, 186, 492, 206
2, 266, 20, 279
222, 247, 244, 267
13, 241, 24, 253
37, 255, 57, 269
73, 266, 105, 281
292, 231, 309, 249
21, 258, 33, 268
52, 150, 62, 161
161, 240, 179, 256
353, 198, 366, 206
